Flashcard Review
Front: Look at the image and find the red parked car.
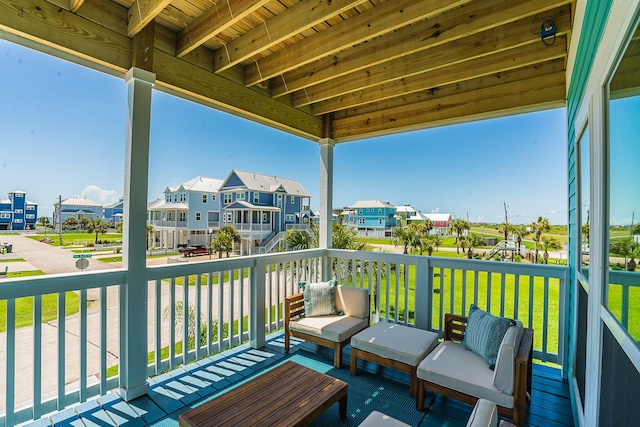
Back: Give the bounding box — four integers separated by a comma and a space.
179, 244, 209, 257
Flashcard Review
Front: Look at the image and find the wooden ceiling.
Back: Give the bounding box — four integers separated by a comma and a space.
0, 0, 574, 142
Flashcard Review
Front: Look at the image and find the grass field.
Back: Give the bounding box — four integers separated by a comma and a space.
0, 289, 81, 332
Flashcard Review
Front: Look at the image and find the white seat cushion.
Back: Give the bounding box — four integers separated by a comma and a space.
417, 341, 514, 409
466, 399, 499, 427
290, 315, 368, 343
358, 411, 411, 427
351, 323, 439, 366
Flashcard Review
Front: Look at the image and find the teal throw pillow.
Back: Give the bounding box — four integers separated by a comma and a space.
462, 304, 514, 370
298, 280, 338, 317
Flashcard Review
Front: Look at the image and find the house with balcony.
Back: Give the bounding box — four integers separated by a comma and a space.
0, 191, 38, 231
395, 205, 451, 234
53, 196, 103, 227
219, 170, 312, 254
348, 200, 397, 237
2, 1, 640, 427
147, 176, 223, 249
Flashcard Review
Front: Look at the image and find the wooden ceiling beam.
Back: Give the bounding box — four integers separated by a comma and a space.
332, 60, 566, 141
292, 8, 571, 108
0, 0, 131, 72
176, 0, 269, 59
127, 0, 171, 38
269, 0, 572, 98
244, 0, 470, 87
212, 0, 371, 74
312, 36, 568, 116
153, 50, 323, 141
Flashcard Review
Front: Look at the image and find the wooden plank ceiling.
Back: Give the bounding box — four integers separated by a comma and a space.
0, 0, 574, 142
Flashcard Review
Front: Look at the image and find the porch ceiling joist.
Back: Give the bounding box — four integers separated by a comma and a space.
269, 0, 572, 99
332, 59, 567, 141
1, 0, 575, 143
243, 0, 470, 87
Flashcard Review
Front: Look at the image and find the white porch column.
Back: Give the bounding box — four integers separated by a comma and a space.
319, 138, 334, 279
119, 67, 155, 401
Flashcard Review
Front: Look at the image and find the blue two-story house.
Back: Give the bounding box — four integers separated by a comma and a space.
0, 191, 38, 230
103, 197, 125, 224
147, 176, 224, 249
219, 170, 311, 255
349, 200, 397, 237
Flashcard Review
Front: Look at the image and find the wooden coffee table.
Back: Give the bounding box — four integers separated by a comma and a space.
178, 361, 348, 427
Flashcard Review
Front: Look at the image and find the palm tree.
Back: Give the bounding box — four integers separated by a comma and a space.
498, 222, 512, 243
87, 218, 108, 243
582, 223, 590, 246
531, 216, 551, 263
38, 216, 50, 228
63, 216, 78, 230
79, 217, 91, 231
450, 218, 470, 254
393, 226, 416, 254
283, 228, 312, 250
421, 234, 441, 256
460, 234, 485, 259
147, 224, 154, 250
540, 236, 561, 264
512, 225, 529, 254
212, 226, 242, 258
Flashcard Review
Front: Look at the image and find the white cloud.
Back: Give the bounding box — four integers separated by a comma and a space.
431, 207, 440, 213
81, 185, 119, 205
550, 210, 558, 215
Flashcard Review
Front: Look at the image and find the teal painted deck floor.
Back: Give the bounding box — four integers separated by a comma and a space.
24, 333, 575, 427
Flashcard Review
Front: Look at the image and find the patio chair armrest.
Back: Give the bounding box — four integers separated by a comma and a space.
284, 292, 305, 334
444, 313, 468, 342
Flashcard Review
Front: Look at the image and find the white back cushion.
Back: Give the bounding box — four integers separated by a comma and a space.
335, 286, 369, 319
492, 320, 524, 394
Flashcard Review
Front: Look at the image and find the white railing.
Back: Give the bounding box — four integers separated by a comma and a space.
228, 223, 272, 231
148, 220, 188, 228
0, 249, 569, 425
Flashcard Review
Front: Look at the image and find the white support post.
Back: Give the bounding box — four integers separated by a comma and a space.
319, 138, 334, 280
119, 67, 155, 401
250, 258, 266, 349
414, 257, 432, 331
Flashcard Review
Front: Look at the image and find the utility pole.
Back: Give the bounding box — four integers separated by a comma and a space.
631, 211, 635, 238
58, 195, 63, 246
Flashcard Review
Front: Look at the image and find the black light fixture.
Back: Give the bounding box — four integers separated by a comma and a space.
540, 17, 557, 46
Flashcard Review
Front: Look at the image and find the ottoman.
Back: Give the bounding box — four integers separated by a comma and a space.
350, 322, 439, 396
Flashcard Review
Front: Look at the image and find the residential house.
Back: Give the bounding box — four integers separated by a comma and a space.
103, 197, 124, 224
349, 200, 397, 237
0, 191, 38, 230
53, 196, 103, 227
147, 176, 223, 249
395, 205, 418, 227
423, 213, 452, 235
219, 170, 311, 254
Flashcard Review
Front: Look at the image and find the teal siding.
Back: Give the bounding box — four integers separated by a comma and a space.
565, 0, 613, 409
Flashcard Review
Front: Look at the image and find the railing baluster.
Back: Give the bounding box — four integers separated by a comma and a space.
218, 272, 224, 353
462, 268, 467, 316
404, 264, 409, 324
376, 263, 382, 321
208, 273, 213, 354
621, 285, 630, 329
439, 268, 444, 331
6, 298, 15, 427
450, 268, 455, 315
276, 263, 281, 329
195, 273, 202, 360
543, 276, 550, 362
182, 274, 189, 365
514, 274, 520, 319
155, 279, 162, 374
80, 289, 87, 402
169, 277, 176, 368
500, 272, 506, 318
473, 270, 479, 308
33, 294, 42, 420
486, 272, 492, 314
394, 264, 400, 323
240, 268, 245, 342
57, 292, 66, 409
385, 264, 391, 322
528, 276, 534, 330
99, 286, 107, 392
230, 270, 235, 348
267, 264, 273, 332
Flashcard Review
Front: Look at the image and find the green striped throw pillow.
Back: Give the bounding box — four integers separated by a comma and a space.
298, 280, 338, 317
462, 304, 514, 370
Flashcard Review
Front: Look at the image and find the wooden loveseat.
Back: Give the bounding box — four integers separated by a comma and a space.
416, 313, 533, 427
284, 284, 370, 368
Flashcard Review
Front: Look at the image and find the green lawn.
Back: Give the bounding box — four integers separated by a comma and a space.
0, 258, 26, 263
0, 289, 81, 332
28, 232, 123, 247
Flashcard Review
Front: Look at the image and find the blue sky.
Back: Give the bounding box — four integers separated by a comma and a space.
1, 40, 568, 224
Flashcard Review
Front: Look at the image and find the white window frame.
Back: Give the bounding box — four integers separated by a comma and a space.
253, 192, 259, 203
15, 209, 23, 213
202, 194, 207, 203
26, 214, 35, 219
195, 212, 201, 221
224, 193, 232, 204
359, 218, 365, 224
277, 194, 283, 208
27, 206, 35, 210
285, 214, 295, 222
178, 212, 186, 222
290, 196, 295, 204
237, 192, 245, 200
0, 213, 10, 219
14, 219, 22, 223
262, 212, 269, 222
180, 193, 186, 202
225, 212, 233, 223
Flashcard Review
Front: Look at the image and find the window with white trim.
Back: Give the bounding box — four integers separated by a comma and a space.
277, 194, 283, 208
165, 194, 171, 202
378, 209, 382, 215
262, 212, 269, 222
27, 206, 35, 210
290, 196, 294, 204
179, 212, 186, 221
0, 213, 10, 219
15, 209, 23, 213
225, 212, 233, 223
359, 218, 365, 224
15, 193, 23, 198
180, 193, 186, 202
224, 193, 232, 204
195, 212, 201, 221
254, 192, 259, 203
285, 214, 295, 222
237, 192, 245, 200
211, 194, 216, 201
202, 194, 207, 203
378, 218, 383, 225
26, 214, 35, 219
14, 219, 22, 223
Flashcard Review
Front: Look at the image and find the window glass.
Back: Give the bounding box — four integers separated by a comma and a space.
607, 20, 640, 345
579, 126, 590, 270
